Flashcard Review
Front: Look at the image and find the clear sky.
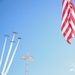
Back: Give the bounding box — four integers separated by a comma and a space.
0, 0, 75, 75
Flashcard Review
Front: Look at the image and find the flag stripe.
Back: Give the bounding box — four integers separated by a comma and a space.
61, 0, 75, 44
62, 1, 68, 19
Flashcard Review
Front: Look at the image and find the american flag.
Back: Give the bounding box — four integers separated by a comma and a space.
61, 0, 75, 44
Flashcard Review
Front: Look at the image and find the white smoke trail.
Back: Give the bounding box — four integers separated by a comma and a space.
0, 36, 8, 67
1, 34, 15, 75
4, 39, 21, 75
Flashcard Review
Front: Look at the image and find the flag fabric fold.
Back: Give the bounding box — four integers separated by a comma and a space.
61, 0, 75, 44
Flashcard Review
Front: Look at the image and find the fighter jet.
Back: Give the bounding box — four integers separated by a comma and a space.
18, 37, 21, 39
4, 35, 9, 37
13, 32, 17, 34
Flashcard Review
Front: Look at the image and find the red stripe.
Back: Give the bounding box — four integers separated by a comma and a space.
66, 29, 72, 44
63, 24, 70, 37
62, 0, 64, 6
62, 1, 68, 19
61, 15, 68, 31
70, 13, 75, 26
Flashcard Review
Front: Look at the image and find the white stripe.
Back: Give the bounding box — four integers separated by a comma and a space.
65, 28, 71, 40
72, 33, 74, 37
70, 20, 75, 31
1, 34, 15, 75
68, 0, 71, 2
62, 5, 69, 26
4, 39, 20, 75
62, 0, 67, 12
0, 37, 7, 66
71, 9, 75, 19
62, 21, 68, 34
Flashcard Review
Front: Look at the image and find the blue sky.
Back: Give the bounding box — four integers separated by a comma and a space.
0, 0, 75, 75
